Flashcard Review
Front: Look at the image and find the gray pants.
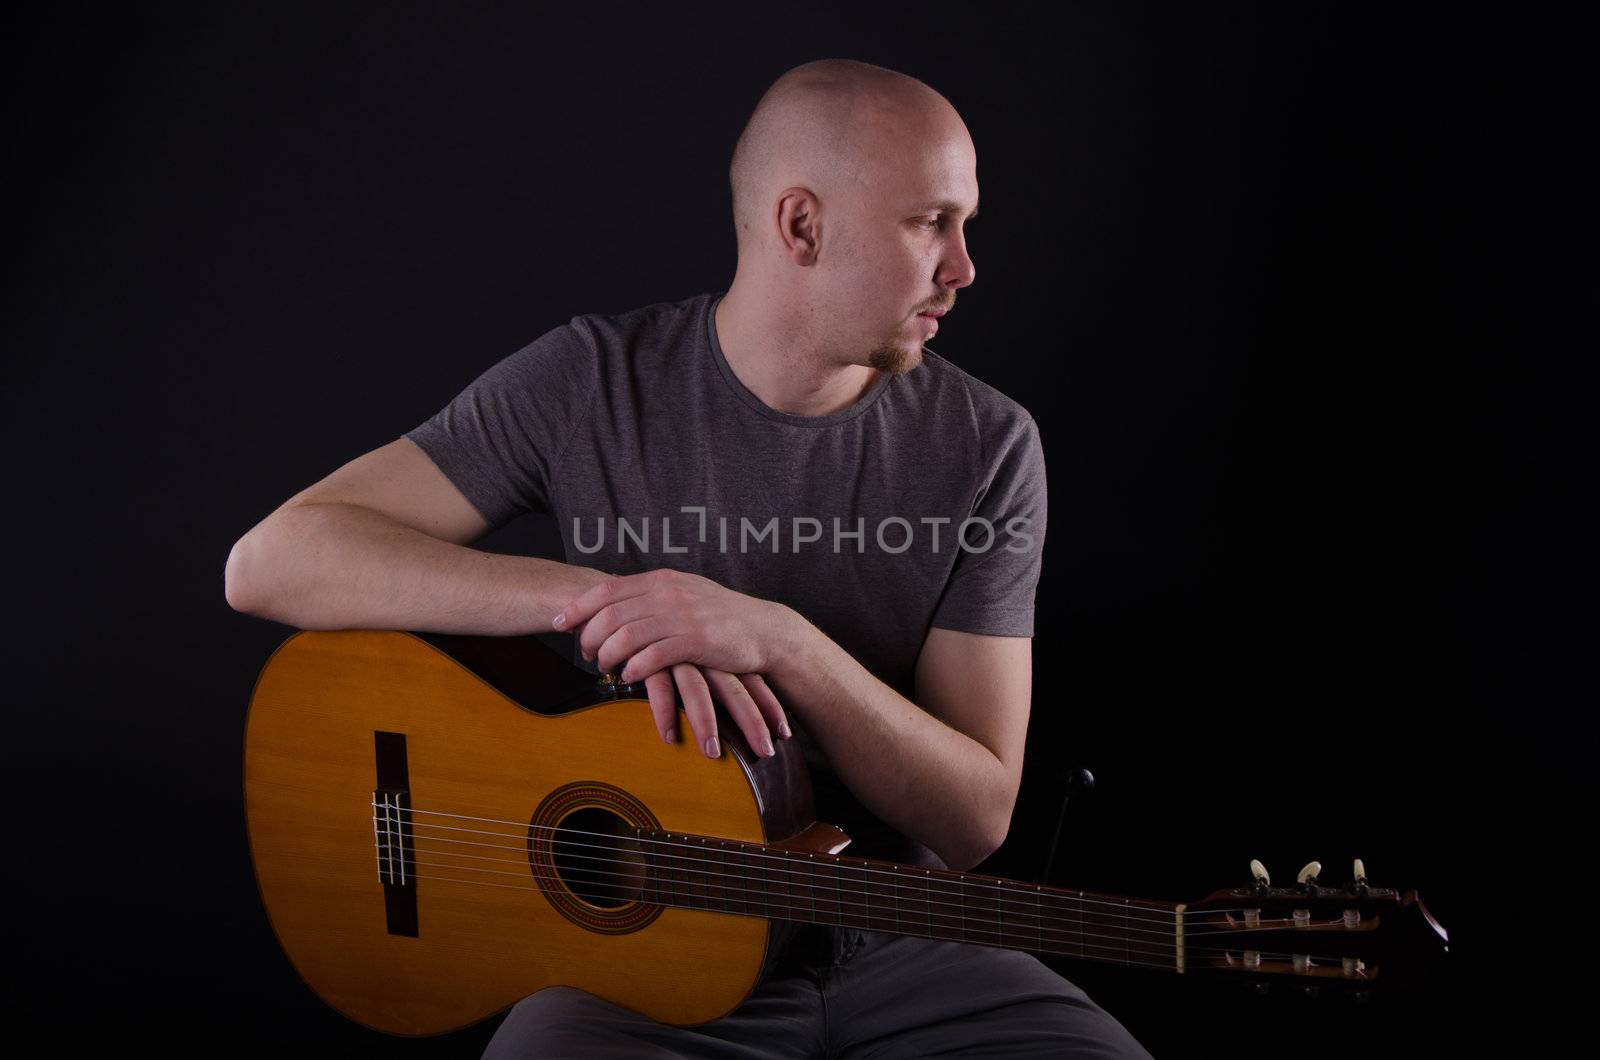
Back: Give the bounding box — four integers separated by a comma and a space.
483, 924, 1154, 1058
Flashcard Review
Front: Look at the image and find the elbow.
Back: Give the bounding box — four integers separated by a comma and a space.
225, 526, 273, 615
938, 808, 1012, 873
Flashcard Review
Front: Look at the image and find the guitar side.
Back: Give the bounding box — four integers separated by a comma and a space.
243, 629, 815, 1036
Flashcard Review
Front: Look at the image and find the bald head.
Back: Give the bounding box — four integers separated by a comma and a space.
728, 59, 967, 260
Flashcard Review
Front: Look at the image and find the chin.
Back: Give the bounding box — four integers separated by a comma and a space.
868, 341, 923, 375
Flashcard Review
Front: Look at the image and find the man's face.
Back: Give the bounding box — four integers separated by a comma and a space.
822, 110, 979, 374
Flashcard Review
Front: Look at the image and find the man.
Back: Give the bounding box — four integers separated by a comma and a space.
226, 58, 1152, 1059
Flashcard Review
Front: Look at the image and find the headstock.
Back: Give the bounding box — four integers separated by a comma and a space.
1181, 858, 1449, 1001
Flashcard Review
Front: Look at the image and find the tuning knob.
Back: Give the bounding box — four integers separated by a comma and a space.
1250, 859, 1271, 893
1297, 861, 1322, 885
1352, 858, 1369, 896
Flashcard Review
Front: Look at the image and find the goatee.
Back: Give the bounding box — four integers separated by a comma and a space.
868, 341, 922, 375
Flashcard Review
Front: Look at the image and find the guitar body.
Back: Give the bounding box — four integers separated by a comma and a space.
244, 629, 819, 1036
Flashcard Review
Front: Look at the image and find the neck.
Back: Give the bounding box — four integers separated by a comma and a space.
634, 827, 1185, 973
715, 286, 880, 418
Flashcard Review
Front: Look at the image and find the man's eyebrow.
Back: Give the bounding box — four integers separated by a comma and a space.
915, 200, 979, 219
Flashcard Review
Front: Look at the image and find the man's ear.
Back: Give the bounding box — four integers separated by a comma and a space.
775, 188, 821, 264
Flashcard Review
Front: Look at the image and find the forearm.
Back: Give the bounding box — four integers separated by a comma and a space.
225, 501, 607, 634
765, 612, 1011, 872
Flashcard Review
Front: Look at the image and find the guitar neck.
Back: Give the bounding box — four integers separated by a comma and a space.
633, 828, 1184, 973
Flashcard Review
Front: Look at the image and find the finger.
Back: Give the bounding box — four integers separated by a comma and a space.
738, 673, 792, 740
579, 598, 654, 665
552, 572, 653, 633
672, 663, 719, 759
595, 614, 679, 676
703, 668, 776, 758
619, 635, 699, 685
644, 670, 677, 744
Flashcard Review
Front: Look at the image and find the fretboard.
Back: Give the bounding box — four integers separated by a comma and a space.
634, 829, 1181, 972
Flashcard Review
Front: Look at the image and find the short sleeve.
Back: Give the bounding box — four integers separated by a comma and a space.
403, 322, 598, 529
928, 413, 1048, 637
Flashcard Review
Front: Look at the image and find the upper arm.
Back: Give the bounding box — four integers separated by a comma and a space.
272, 436, 493, 546
913, 627, 1033, 812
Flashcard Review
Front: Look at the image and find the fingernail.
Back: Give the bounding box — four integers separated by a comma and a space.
779, 721, 792, 739
662, 729, 676, 744
704, 736, 720, 759
760, 734, 776, 757
552, 613, 566, 629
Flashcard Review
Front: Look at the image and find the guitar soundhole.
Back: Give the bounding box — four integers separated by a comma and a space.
552, 807, 646, 909
530, 781, 662, 933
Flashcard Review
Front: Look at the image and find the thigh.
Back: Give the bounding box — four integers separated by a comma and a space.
828, 934, 1154, 1060
482, 976, 828, 1060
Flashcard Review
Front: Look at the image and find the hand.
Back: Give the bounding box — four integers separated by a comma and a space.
641, 663, 789, 761
553, 569, 799, 759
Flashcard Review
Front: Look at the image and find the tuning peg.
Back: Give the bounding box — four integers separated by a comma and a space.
1250, 859, 1271, 893
1297, 861, 1322, 885
1352, 858, 1369, 896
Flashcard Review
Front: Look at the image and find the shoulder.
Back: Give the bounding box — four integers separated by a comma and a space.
902, 347, 1042, 464
492, 292, 712, 395
565, 291, 712, 359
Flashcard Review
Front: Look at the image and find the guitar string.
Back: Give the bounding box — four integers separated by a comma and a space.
374, 818, 1341, 941
379, 803, 1305, 924
401, 828, 1185, 935
384, 811, 1189, 928
389, 830, 1323, 941
384, 810, 1299, 928
407, 865, 1195, 974
385, 855, 1334, 971
412, 857, 1260, 968
383, 807, 1325, 930
389, 843, 1333, 951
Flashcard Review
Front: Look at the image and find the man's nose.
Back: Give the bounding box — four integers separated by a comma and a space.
939, 235, 976, 289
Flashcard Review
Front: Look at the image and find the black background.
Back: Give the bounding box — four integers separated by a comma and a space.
7, 2, 1582, 1055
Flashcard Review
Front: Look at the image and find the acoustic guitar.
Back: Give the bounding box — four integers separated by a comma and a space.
243, 629, 1449, 1037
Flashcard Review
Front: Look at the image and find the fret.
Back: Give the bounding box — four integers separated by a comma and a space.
657, 833, 677, 909
786, 851, 816, 925
997, 880, 1040, 951
742, 842, 761, 918
864, 860, 892, 934
698, 838, 716, 911
927, 867, 962, 943
718, 841, 743, 917
836, 857, 869, 930
921, 868, 934, 941
1035, 884, 1044, 955
1069, 889, 1088, 959
866, 859, 888, 933
758, 842, 777, 920
813, 854, 839, 926
755, 842, 775, 920
959, 873, 1002, 947
1120, 898, 1131, 966
636, 827, 657, 907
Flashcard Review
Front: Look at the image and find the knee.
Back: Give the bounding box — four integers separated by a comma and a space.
482, 987, 611, 1059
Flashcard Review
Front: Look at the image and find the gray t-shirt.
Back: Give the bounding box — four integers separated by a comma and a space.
406, 290, 1047, 864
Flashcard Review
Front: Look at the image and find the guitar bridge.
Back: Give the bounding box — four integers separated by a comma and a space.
373, 730, 418, 937
373, 788, 413, 887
